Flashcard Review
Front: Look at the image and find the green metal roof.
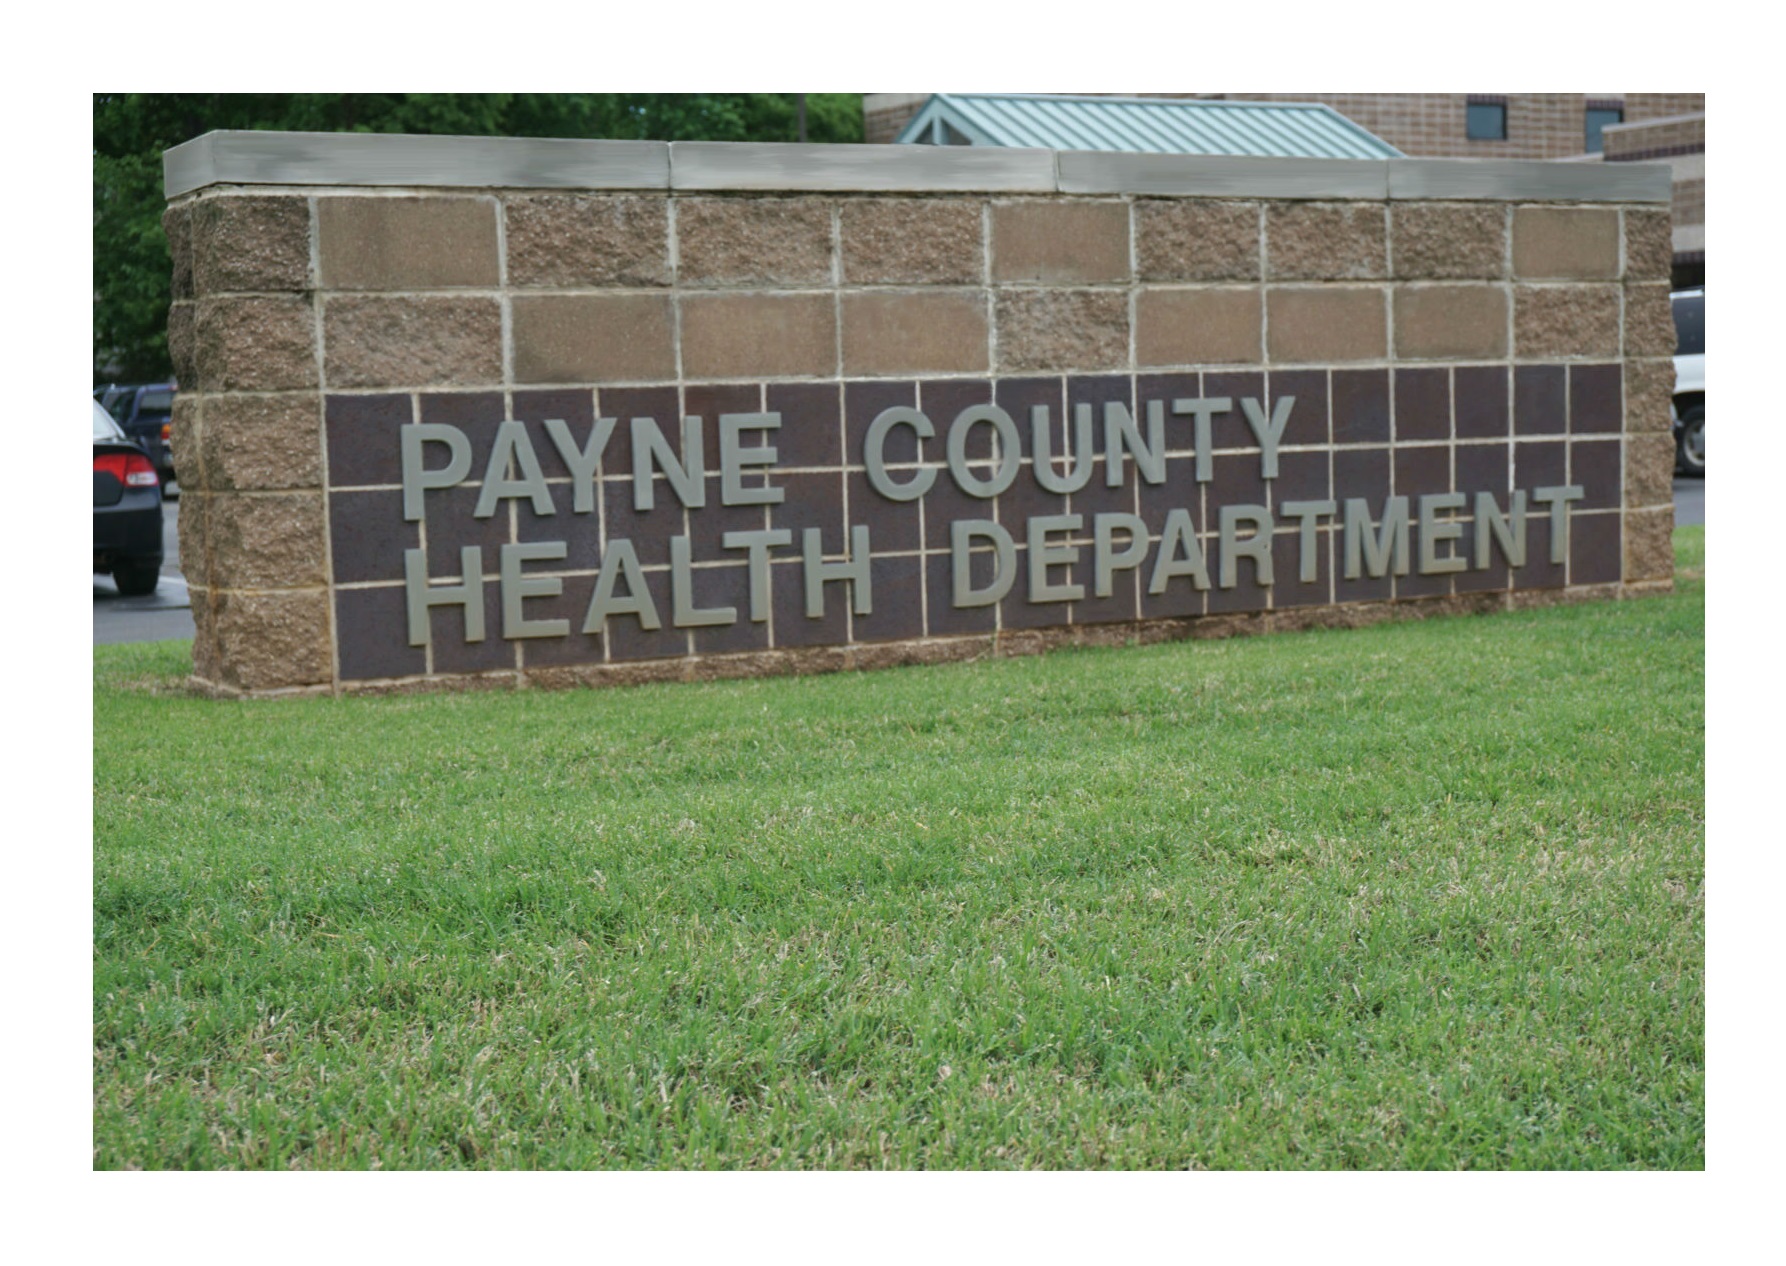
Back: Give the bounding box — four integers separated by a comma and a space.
895, 94, 1403, 160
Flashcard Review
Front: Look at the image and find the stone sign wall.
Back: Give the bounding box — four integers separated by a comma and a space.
162, 134, 1676, 697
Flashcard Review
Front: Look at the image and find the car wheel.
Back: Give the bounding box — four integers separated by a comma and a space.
1676, 405, 1705, 477
113, 561, 161, 597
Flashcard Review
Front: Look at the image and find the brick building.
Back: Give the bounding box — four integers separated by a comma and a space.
865, 93, 1705, 285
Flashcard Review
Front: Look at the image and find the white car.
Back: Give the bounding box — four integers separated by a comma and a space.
1672, 289, 1704, 476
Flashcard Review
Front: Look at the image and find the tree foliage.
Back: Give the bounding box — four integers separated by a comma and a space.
93, 94, 864, 380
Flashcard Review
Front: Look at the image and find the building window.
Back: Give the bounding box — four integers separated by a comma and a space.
1466, 98, 1508, 141
1585, 102, 1625, 153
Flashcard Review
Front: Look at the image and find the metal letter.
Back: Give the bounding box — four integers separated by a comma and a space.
543, 416, 617, 514
400, 423, 472, 522
631, 416, 705, 512
1093, 513, 1149, 597
950, 519, 1016, 607
1344, 497, 1411, 579
1474, 490, 1527, 569
722, 529, 792, 622
1148, 508, 1209, 594
1027, 514, 1083, 603
863, 407, 936, 502
475, 420, 557, 519
719, 412, 785, 507
1533, 485, 1586, 563
1280, 499, 1336, 584
1218, 504, 1274, 589
1103, 401, 1166, 487
404, 545, 485, 648
1031, 404, 1094, 494
1239, 395, 1294, 479
500, 541, 570, 639
1417, 492, 1468, 575
802, 525, 873, 618
1172, 398, 1230, 484
582, 539, 660, 633
669, 535, 736, 628
948, 405, 1020, 498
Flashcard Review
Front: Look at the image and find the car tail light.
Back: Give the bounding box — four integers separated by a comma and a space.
160, 422, 172, 441
94, 451, 160, 488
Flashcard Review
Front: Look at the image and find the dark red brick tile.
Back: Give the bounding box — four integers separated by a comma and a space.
1268, 369, 1329, 448
1395, 445, 1451, 499
926, 552, 999, 636
511, 388, 597, 480
329, 488, 414, 583
1570, 363, 1622, 435
335, 586, 425, 681
604, 568, 685, 662
430, 582, 514, 675
1334, 446, 1391, 503
1395, 366, 1450, 441
1570, 512, 1622, 585
768, 381, 845, 469
853, 554, 925, 643
1454, 365, 1509, 439
1331, 369, 1390, 445
1514, 365, 1566, 436
326, 393, 410, 488
1570, 439, 1622, 510
690, 564, 768, 655
1456, 442, 1512, 498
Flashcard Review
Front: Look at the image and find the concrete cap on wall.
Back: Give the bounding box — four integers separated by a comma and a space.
164, 130, 1674, 203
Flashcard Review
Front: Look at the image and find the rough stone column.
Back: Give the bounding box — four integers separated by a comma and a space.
1620, 204, 1679, 590
173, 192, 332, 695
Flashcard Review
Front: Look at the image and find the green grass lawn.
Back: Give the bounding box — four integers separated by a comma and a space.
93, 528, 1705, 1169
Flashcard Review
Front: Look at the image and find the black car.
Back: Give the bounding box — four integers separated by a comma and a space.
100, 382, 178, 486
93, 400, 164, 596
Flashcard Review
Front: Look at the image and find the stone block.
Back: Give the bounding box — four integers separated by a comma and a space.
200, 393, 323, 491
1266, 202, 1387, 280
169, 395, 203, 493
196, 295, 319, 392
841, 290, 989, 375
839, 198, 983, 284
317, 197, 499, 290
1393, 285, 1509, 359
207, 492, 328, 590
178, 492, 210, 586
1135, 287, 1261, 366
994, 289, 1129, 373
213, 588, 332, 692
676, 197, 833, 287
680, 292, 837, 378
1623, 207, 1674, 281
1625, 357, 1676, 432
504, 194, 670, 288
163, 204, 193, 300
1513, 207, 1619, 280
167, 301, 197, 385
1391, 202, 1507, 279
322, 296, 501, 388
511, 293, 675, 383
188, 578, 219, 683
191, 195, 312, 294
1266, 286, 1387, 363
1135, 199, 1259, 282
1625, 282, 1678, 357
1623, 506, 1675, 582
1514, 285, 1620, 359
992, 200, 1129, 284
1626, 433, 1675, 509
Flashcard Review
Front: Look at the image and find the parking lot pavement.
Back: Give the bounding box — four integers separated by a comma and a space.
94, 492, 195, 645
1674, 476, 1705, 528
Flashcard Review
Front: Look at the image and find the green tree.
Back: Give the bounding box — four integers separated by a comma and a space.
93, 94, 863, 380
